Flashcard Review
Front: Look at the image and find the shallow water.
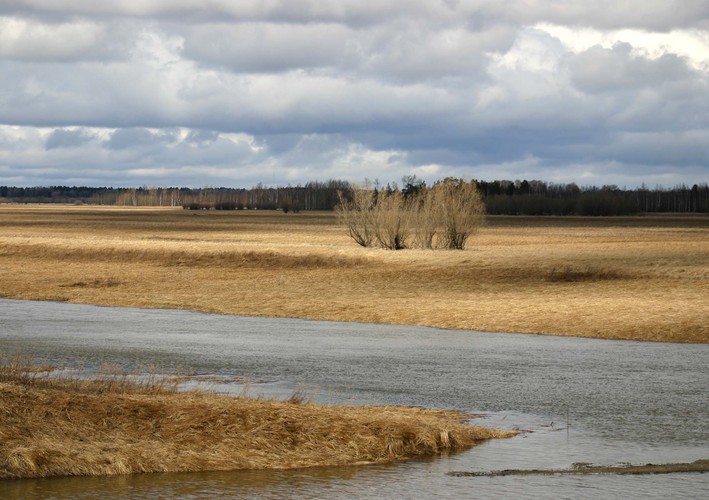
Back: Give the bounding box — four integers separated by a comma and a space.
1, 299, 707, 499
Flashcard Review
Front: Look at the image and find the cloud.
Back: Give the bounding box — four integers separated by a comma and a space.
599, 130, 709, 166
105, 127, 177, 150
0, 125, 271, 186
0, 1, 706, 188
472, 0, 709, 31
358, 21, 516, 83
44, 128, 93, 149
179, 19, 516, 86
184, 129, 219, 145
2, 1, 708, 30
0, 17, 103, 61
182, 22, 353, 73
535, 24, 709, 68
569, 43, 694, 93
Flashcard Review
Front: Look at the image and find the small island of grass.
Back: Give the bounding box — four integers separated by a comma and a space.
0, 362, 513, 480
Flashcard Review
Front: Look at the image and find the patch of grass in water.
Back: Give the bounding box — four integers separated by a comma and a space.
448, 459, 709, 477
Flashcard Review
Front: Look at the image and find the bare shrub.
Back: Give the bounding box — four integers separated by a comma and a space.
336, 188, 375, 247
337, 188, 410, 249
433, 179, 485, 250
410, 188, 438, 249
373, 190, 411, 250
337, 178, 485, 250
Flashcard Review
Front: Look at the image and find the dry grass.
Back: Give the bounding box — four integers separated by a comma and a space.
0, 360, 511, 479
0, 205, 707, 343
547, 265, 625, 282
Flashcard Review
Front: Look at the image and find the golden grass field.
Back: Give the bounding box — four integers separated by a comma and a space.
1, 360, 510, 479
0, 204, 707, 343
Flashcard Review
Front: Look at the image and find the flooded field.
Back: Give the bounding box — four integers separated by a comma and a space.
1, 299, 707, 499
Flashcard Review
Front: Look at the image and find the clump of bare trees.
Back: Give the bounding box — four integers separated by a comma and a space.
336, 178, 484, 250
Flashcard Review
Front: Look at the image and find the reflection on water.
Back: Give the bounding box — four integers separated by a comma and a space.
0, 299, 707, 499
3, 455, 709, 500
4, 464, 709, 500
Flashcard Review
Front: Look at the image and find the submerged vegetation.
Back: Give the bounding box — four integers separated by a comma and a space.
0, 359, 512, 479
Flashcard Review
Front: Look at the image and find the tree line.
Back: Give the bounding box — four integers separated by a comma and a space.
0, 181, 350, 211
1, 179, 707, 214
477, 180, 709, 215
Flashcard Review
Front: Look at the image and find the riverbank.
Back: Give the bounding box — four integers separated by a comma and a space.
0, 362, 511, 479
0, 205, 707, 343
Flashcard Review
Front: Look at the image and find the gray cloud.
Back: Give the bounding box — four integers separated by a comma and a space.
472, 1, 709, 32
44, 128, 93, 149
184, 129, 219, 145
105, 128, 177, 150
181, 22, 353, 73
0, 1, 706, 188
569, 43, 694, 93
2, 1, 708, 30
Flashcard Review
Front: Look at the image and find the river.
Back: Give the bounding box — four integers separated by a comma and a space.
0, 299, 707, 499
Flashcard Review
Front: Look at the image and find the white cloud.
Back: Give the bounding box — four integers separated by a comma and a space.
536, 23, 709, 69
0, 17, 105, 61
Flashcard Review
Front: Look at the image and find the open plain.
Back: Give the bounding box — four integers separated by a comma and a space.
0, 204, 707, 343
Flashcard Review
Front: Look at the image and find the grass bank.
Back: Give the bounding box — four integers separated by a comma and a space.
0, 361, 511, 480
0, 205, 707, 342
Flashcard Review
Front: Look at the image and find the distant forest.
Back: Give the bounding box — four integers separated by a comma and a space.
1, 179, 708, 215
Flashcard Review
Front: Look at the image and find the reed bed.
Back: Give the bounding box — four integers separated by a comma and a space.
0, 360, 511, 479
0, 205, 707, 342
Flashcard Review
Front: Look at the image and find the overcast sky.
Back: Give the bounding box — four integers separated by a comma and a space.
1, 1, 707, 188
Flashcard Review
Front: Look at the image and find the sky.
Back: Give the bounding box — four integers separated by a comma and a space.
0, 1, 707, 188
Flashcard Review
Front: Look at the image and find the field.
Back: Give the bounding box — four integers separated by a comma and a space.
1, 205, 707, 343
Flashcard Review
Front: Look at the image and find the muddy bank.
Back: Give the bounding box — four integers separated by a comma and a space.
449, 459, 709, 477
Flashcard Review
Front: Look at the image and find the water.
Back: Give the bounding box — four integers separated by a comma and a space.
1, 299, 707, 499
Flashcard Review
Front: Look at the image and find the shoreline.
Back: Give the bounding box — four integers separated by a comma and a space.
1, 296, 707, 345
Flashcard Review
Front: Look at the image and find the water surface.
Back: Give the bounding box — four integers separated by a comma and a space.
1, 299, 707, 499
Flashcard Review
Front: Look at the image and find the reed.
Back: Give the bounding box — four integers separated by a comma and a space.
0, 360, 512, 479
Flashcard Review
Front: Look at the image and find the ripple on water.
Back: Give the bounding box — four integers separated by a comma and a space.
0, 299, 707, 499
